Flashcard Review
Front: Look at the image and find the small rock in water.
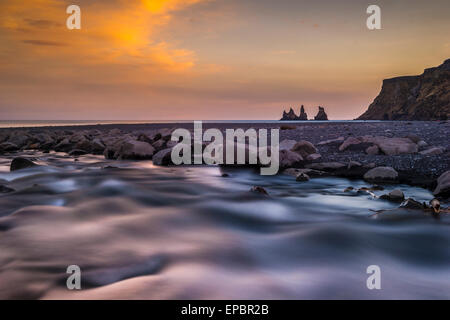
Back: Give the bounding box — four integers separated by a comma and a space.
250, 186, 269, 196
221, 173, 230, 177
10, 157, 37, 171
430, 198, 440, 214
400, 198, 425, 210
344, 187, 354, 192
0, 185, 15, 193
296, 173, 310, 182
380, 189, 405, 202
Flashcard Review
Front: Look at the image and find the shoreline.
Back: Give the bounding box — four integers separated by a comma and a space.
0, 120, 449, 193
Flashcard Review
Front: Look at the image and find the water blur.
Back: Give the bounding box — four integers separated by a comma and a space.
0, 151, 449, 299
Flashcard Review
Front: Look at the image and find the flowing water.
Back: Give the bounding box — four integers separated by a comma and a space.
0, 151, 449, 299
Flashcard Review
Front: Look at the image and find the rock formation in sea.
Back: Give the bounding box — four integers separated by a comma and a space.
314, 106, 328, 120
358, 59, 450, 120
280, 107, 299, 120
298, 105, 308, 120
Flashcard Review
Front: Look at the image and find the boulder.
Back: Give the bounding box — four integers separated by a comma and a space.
362, 136, 418, 155
54, 138, 73, 152
10, 157, 37, 171
7, 131, 30, 148
279, 139, 297, 151
279, 150, 303, 168
115, 140, 155, 160
366, 145, 380, 155
339, 137, 362, 151
152, 139, 167, 151
0, 142, 19, 152
380, 189, 405, 202
363, 166, 398, 183
296, 173, 310, 182
91, 138, 106, 154
152, 148, 173, 166
291, 140, 317, 158
417, 140, 428, 150
433, 171, 450, 198
400, 198, 425, 210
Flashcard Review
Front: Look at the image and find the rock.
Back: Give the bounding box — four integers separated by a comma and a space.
115, 140, 155, 160
250, 186, 269, 196
298, 105, 308, 120
305, 162, 346, 171
317, 137, 344, 146
0, 142, 19, 152
291, 140, 317, 158
358, 59, 450, 121
433, 170, 450, 198
152, 148, 173, 166
0, 185, 15, 193
400, 198, 425, 210
109, 129, 122, 135
54, 138, 73, 152
362, 136, 418, 155
306, 153, 321, 161
283, 168, 326, 178
296, 173, 310, 182
10, 157, 37, 171
430, 199, 440, 214
363, 166, 399, 183
314, 106, 328, 120
405, 134, 421, 144
419, 147, 444, 155
7, 131, 30, 148
366, 145, 379, 155
68, 149, 88, 156
417, 140, 428, 150
344, 187, 354, 192
339, 137, 362, 151
279, 139, 297, 151
152, 139, 167, 151
279, 150, 303, 168
90, 138, 106, 154
380, 189, 405, 202
137, 133, 153, 144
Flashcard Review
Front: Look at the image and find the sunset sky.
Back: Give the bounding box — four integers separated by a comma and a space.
0, 0, 449, 120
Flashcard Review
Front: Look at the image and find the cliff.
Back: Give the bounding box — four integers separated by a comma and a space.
358, 59, 450, 120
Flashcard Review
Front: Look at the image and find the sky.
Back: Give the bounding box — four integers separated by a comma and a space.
0, 0, 449, 120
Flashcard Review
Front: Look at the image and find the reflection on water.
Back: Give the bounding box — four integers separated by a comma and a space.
0, 151, 449, 299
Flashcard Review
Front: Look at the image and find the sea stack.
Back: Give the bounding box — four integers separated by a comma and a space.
314, 106, 328, 120
298, 105, 308, 120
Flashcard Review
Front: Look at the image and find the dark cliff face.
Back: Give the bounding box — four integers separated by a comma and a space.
358, 59, 450, 121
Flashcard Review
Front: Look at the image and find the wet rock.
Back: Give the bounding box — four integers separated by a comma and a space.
279, 150, 303, 168
380, 189, 405, 202
419, 147, 444, 156
314, 106, 328, 120
430, 199, 440, 214
54, 138, 73, 152
0, 185, 15, 193
291, 140, 317, 158
363, 166, 399, 183
221, 173, 229, 177
433, 170, 450, 198
405, 134, 421, 144
366, 145, 380, 155
115, 140, 155, 160
344, 187, 354, 192
283, 168, 327, 178
68, 149, 88, 156
10, 157, 37, 171
296, 173, 310, 182
152, 148, 173, 166
7, 131, 30, 148
400, 198, 426, 210
90, 138, 106, 154
279, 139, 297, 151
250, 186, 269, 196
0, 142, 19, 152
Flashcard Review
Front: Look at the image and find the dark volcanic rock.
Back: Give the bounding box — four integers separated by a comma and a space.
280, 108, 298, 120
298, 105, 308, 120
358, 59, 450, 120
314, 106, 328, 120
0, 185, 15, 193
10, 157, 37, 171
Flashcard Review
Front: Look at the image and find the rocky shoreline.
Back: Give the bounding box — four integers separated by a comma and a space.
0, 121, 449, 198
